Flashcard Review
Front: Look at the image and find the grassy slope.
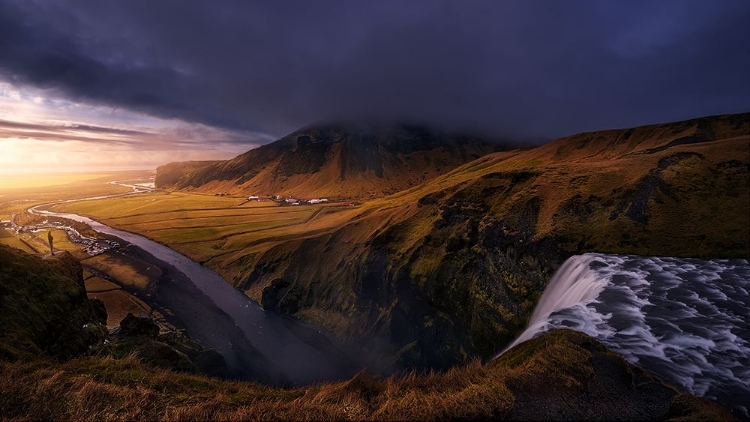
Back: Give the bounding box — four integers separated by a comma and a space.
54, 113, 750, 370
0, 329, 732, 421
231, 113, 750, 367
0, 244, 107, 360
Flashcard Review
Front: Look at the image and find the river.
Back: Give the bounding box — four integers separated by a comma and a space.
497, 253, 750, 418
31, 192, 364, 386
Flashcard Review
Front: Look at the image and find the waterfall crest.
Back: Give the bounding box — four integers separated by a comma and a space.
494, 253, 608, 358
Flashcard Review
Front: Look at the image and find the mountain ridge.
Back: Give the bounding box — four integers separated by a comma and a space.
156, 124, 505, 199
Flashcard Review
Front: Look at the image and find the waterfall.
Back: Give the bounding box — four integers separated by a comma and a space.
490, 252, 750, 417
494, 253, 609, 358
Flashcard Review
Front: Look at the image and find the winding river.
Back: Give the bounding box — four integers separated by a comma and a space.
31, 189, 363, 386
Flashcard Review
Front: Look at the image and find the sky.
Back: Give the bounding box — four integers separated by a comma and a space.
0, 0, 748, 173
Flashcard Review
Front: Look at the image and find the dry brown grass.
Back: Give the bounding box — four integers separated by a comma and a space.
0, 355, 512, 421
1, 330, 733, 421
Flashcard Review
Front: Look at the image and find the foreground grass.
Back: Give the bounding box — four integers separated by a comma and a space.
0, 329, 732, 421
0, 355, 510, 421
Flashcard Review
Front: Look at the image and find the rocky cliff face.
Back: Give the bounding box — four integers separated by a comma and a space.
237, 113, 749, 371
104, 313, 229, 377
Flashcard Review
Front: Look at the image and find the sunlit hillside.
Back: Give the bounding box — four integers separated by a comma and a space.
53, 113, 749, 372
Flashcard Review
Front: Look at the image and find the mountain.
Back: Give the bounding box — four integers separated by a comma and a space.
0, 247, 731, 420
155, 124, 503, 198
206, 112, 749, 370
154, 160, 222, 188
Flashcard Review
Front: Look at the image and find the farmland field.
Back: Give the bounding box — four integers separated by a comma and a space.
82, 251, 160, 291
0, 227, 84, 257
54, 191, 367, 280
0, 171, 143, 221
0, 229, 36, 253
0, 172, 113, 190
84, 276, 121, 293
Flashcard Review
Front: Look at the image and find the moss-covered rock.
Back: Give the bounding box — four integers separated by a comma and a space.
0, 245, 107, 360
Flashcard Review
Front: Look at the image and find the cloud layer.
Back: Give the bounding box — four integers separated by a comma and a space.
0, 0, 748, 142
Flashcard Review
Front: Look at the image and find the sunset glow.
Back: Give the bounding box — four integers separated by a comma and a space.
0, 81, 270, 174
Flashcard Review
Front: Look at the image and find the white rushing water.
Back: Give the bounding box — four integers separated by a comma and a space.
497, 253, 750, 418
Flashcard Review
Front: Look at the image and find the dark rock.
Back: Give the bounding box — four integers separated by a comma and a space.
105, 319, 230, 377
158, 331, 230, 378
261, 278, 291, 311
118, 313, 159, 339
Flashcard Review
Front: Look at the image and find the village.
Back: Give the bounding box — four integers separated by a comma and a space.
3, 214, 120, 257
213, 192, 362, 207
249, 195, 360, 207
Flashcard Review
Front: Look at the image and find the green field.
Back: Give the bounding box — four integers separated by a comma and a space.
0, 228, 86, 257
56, 191, 365, 278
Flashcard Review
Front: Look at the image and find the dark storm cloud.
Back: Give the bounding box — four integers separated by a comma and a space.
0, 0, 748, 142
